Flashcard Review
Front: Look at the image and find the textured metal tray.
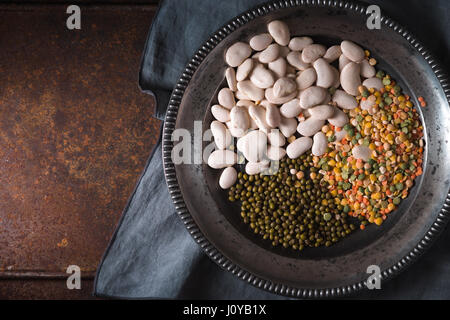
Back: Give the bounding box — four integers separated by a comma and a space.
162, 0, 450, 298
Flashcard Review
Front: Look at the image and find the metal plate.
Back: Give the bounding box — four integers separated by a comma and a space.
162, 0, 450, 298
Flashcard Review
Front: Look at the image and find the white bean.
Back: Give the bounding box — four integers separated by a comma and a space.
225, 67, 237, 91
218, 87, 235, 109
211, 120, 232, 149
237, 80, 265, 102
267, 20, 290, 46
299, 86, 327, 109
323, 45, 342, 63
279, 116, 297, 138
280, 98, 302, 118
265, 103, 281, 128
226, 121, 246, 137
219, 167, 237, 189
235, 90, 250, 100
308, 104, 336, 120
332, 89, 357, 109
272, 77, 297, 98
297, 117, 325, 136
340, 62, 361, 96
248, 116, 259, 129
286, 51, 310, 70
352, 145, 372, 162
259, 43, 280, 63
311, 131, 327, 156
236, 58, 254, 81
258, 99, 273, 109
225, 42, 252, 67
288, 36, 313, 51
331, 66, 340, 88
266, 145, 286, 160
362, 77, 383, 91
341, 40, 365, 62
249, 64, 275, 89
328, 108, 349, 127
265, 88, 297, 104
286, 137, 312, 159
249, 33, 272, 51
245, 160, 269, 175
296, 67, 317, 90
268, 57, 287, 78
230, 106, 249, 131
249, 104, 270, 131
236, 99, 254, 107
236, 135, 246, 152
211, 104, 231, 122
267, 129, 286, 147
359, 59, 376, 78
207, 149, 237, 169
313, 58, 335, 88
237, 102, 257, 129
301, 44, 326, 63
242, 130, 267, 162
339, 54, 351, 71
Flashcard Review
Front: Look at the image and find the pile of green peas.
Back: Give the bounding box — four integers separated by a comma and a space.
228, 154, 356, 251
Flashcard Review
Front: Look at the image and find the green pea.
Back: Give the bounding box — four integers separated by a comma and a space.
376, 70, 385, 79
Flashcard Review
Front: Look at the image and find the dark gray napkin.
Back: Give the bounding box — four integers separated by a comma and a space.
94, 0, 450, 299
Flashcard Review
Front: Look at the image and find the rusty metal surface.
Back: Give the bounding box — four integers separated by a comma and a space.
0, 3, 160, 290
0, 279, 97, 300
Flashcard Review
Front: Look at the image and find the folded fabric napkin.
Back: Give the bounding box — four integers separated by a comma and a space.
94, 0, 450, 299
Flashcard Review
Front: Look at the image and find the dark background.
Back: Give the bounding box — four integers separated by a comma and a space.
0, 0, 448, 299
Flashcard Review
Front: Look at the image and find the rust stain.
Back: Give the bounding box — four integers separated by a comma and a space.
0, 6, 161, 278
56, 238, 68, 248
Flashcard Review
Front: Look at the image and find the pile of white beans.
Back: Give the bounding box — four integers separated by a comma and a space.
208, 20, 383, 189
